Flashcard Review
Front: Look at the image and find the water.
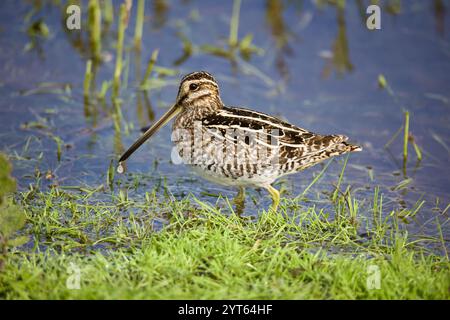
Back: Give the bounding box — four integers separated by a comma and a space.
0, 0, 449, 252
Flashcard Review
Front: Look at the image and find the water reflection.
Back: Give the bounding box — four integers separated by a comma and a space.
25, 19, 49, 58
385, 0, 402, 16
265, 0, 293, 80
173, 31, 193, 66
355, 0, 368, 24
434, 0, 446, 37
234, 187, 246, 216
60, 1, 89, 58
136, 90, 155, 127
142, 91, 155, 122
322, 3, 353, 78
152, 0, 169, 29
112, 101, 124, 157
134, 49, 147, 128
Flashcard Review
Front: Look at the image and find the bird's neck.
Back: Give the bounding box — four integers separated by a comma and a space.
175, 96, 223, 128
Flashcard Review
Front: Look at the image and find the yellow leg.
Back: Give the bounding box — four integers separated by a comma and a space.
234, 187, 245, 216
265, 184, 280, 212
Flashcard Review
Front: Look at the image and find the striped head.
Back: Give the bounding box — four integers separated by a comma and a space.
175, 71, 223, 112
117, 71, 223, 165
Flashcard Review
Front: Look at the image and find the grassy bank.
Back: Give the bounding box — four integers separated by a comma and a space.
0, 172, 448, 299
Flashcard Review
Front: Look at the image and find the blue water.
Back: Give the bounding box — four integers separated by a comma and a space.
0, 0, 449, 252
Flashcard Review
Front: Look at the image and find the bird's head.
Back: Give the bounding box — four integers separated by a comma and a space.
117, 71, 222, 169
175, 71, 222, 111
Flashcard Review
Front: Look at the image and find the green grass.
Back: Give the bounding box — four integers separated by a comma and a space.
0, 169, 448, 299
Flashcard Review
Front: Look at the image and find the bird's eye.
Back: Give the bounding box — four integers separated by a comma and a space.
189, 83, 199, 91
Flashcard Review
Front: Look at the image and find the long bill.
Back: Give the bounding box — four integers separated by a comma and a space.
117, 104, 181, 168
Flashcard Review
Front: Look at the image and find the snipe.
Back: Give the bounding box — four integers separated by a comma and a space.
118, 71, 361, 211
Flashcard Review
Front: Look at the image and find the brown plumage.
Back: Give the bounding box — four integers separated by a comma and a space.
118, 71, 362, 212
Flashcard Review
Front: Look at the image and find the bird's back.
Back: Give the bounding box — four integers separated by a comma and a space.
172, 105, 361, 186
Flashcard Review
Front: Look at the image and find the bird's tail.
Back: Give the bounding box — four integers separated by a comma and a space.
295, 135, 362, 172
325, 135, 362, 157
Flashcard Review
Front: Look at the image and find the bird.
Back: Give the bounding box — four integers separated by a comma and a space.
117, 71, 361, 212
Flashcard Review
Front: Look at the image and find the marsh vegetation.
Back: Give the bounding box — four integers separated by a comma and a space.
0, 0, 449, 299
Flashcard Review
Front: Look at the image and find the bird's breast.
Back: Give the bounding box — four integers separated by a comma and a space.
171, 121, 283, 184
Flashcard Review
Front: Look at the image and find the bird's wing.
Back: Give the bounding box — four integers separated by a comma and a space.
201, 106, 352, 170
203, 106, 345, 149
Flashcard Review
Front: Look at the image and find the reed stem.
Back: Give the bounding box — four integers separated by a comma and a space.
83, 59, 92, 101
229, 0, 241, 47
112, 4, 128, 102
403, 111, 409, 163
141, 49, 159, 86
88, 0, 102, 62
103, 0, 114, 26
134, 0, 145, 49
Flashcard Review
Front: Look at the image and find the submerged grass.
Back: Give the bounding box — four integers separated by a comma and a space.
88, 0, 102, 62
198, 0, 264, 63
83, 59, 92, 103
0, 167, 448, 299
141, 49, 159, 87
112, 3, 128, 102
403, 110, 409, 164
